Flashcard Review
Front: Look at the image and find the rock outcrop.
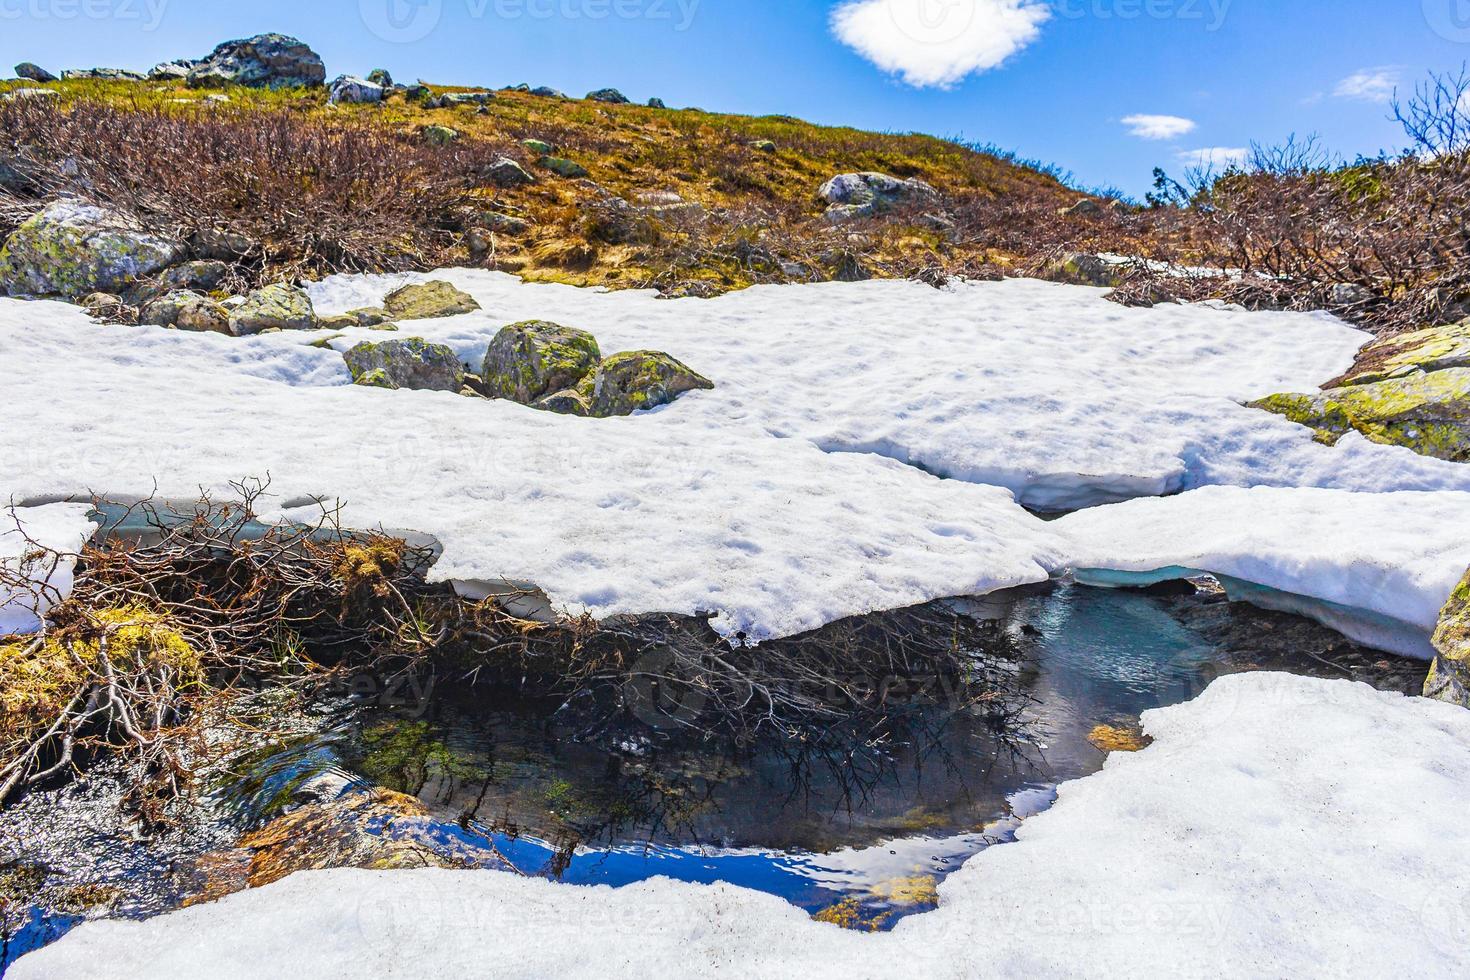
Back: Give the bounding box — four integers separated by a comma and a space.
382, 280, 481, 321
0, 201, 186, 298
227, 283, 317, 335
1427, 569, 1470, 709
817, 172, 938, 223
14, 63, 57, 83
343, 338, 464, 391
328, 75, 384, 105
587, 88, 629, 104
61, 68, 145, 81
186, 34, 326, 89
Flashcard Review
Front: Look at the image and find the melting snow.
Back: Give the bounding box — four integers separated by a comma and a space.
0, 502, 98, 633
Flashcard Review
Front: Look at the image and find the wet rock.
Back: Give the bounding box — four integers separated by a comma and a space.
1250, 369, 1470, 461
0, 200, 186, 298
482, 320, 602, 404
343, 338, 465, 392
587, 88, 629, 104
483, 157, 535, 187
577, 350, 714, 417
1036, 252, 1127, 288
140, 290, 230, 334
328, 75, 384, 105
383, 280, 481, 321
186, 34, 326, 89
817, 172, 938, 223
1427, 569, 1470, 709
1087, 723, 1153, 753
228, 282, 317, 335
539, 156, 589, 179
15, 63, 57, 83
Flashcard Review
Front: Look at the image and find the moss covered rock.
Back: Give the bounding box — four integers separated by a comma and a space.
343, 337, 465, 392
1250, 369, 1470, 461
422, 125, 459, 146
1427, 569, 1470, 709
1037, 252, 1127, 288
1336, 320, 1470, 386
578, 350, 714, 417
228, 282, 317, 335
382, 280, 481, 321
483, 320, 602, 404
0, 200, 186, 298
140, 290, 230, 334
539, 156, 590, 179
817, 172, 938, 223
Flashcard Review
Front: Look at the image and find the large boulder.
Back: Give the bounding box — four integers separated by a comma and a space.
328, 75, 384, 105
817, 172, 938, 223
186, 34, 326, 89
1251, 369, 1470, 461
343, 338, 464, 392
1427, 569, 1470, 709
586, 88, 629, 104
576, 350, 714, 417
482, 321, 602, 404
228, 283, 317, 335
140, 290, 230, 334
14, 63, 57, 83
1335, 320, 1470, 386
382, 280, 481, 321
0, 200, 186, 298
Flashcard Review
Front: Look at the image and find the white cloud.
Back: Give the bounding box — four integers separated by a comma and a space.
1121, 114, 1197, 140
831, 0, 1052, 89
1176, 147, 1250, 171
1333, 67, 1401, 104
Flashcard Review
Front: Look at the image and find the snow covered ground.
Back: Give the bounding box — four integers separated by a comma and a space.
15, 673, 1470, 979
1059, 487, 1470, 658
0, 502, 98, 633
2, 273, 1468, 642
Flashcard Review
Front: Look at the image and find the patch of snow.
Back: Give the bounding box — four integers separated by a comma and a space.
0, 501, 98, 634
1058, 486, 1470, 658
16, 673, 1470, 979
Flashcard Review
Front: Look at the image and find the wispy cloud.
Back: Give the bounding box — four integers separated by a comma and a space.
831, 0, 1052, 89
1176, 147, 1250, 171
1333, 67, 1401, 104
1121, 114, 1197, 140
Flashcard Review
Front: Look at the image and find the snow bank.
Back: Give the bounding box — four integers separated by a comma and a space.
17, 673, 1470, 979
2, 274, 1466, 640
1058, 486, 1470, 658
0, 502, 98, 634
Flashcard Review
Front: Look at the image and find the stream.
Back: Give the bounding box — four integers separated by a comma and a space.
0, 579, 1426, 971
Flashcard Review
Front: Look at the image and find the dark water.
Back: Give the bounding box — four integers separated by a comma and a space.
0, 582, 1425, 968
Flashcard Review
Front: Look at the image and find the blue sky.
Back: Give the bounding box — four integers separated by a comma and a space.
2, 0, 1466, 196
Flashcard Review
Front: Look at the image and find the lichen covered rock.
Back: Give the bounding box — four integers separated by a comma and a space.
0, 200, 186, 298
482, 320, 602, 404
140, 290, 230, 334
343, 338, 465, 392
1250, 369, 1470, 461
382, 280, 481, 321
1336, 320, 1470, 386
539, 156, 590, 179
1427, 569, 1470, 709
228, 282, 317, 335
186, 34, 326, 89
1037, 252, 1126, 288
817, 172, 937, 223
577, 350, 714, 417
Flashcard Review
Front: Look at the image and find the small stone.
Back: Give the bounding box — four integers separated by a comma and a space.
228, 282, 317, 335
343, 337, 465, 392
422, 125, 459, 146
382, 280, 481, 321
345, 306, 393, 327
750, 139, 776, 153
484, 157, 535, 187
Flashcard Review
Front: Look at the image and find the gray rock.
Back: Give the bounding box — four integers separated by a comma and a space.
749, 139, 776, 153
430, 91, 494, 108
586, 88, 629, 104
186, 34, 326, 89
817, 172, 938, 223
521, 138, 555, 155
1427, 568, 1470, 709
530, 86, 567, 99
140, 290, 230, 333
484, 157, 535, 187
482, 320, 602, 404
328, 75, 385, 105
1329, 283, 1376, 307
577, 350, 714, 417
1036, 252, 1126, 288
188, 226, 255, 260
0, 150, 41, 195
539, 156, 589, 179
228, 282, 317, 335
344, 307, 393, 327
647, 97, 667, 109
79, 292, 126, 319
14, 63, 57, 83
343, 338, 465, 392
1, 88, 59, 102
0, 200, 186, 298
532, 388, 592, 416
383, 280, 481, 320
148, 60, 197, 80
366, 69, 394, 89
1062, 199, 1102, 217
61, 68, 146, 81
422, 125, 459, 146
